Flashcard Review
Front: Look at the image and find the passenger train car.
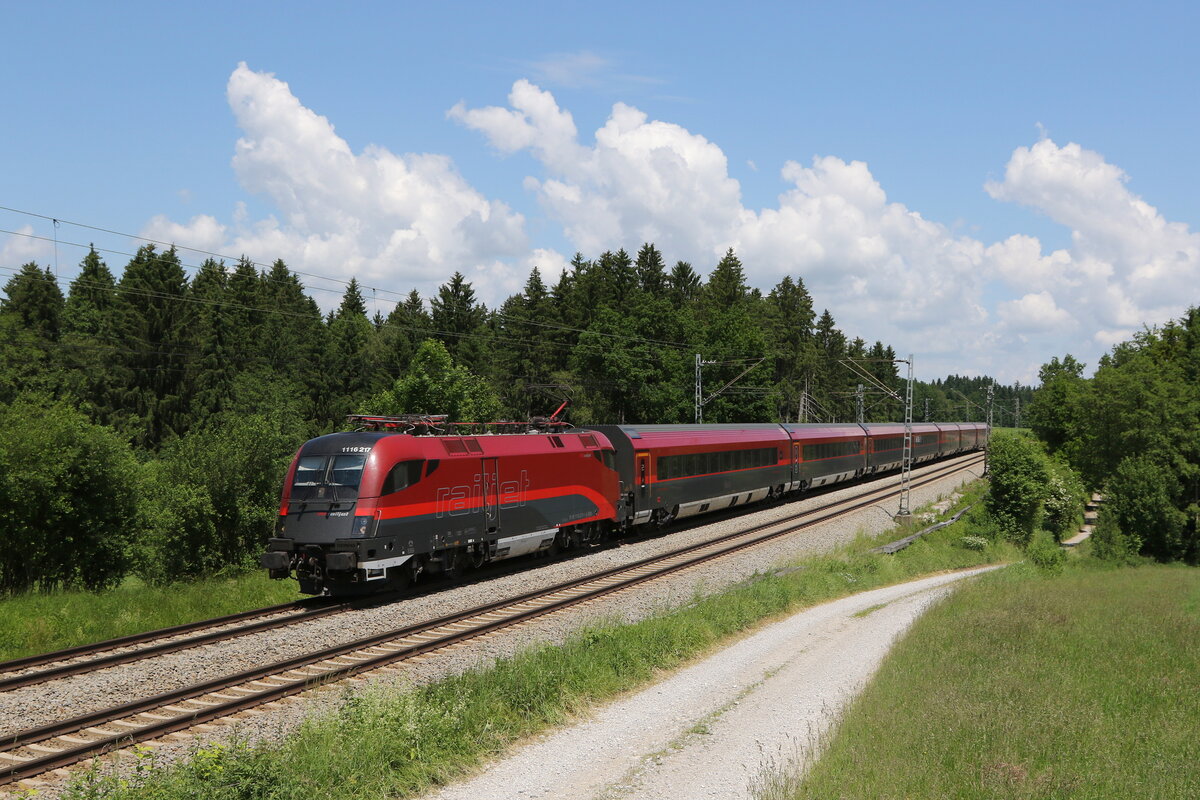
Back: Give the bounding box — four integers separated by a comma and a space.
261, 417, 987, 595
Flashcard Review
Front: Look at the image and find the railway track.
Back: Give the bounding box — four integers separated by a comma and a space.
0, 598, 366, 692
0, 453, 982, 787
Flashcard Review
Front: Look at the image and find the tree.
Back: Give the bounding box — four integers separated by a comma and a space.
140, 410, 306, 583
702, 248, 748, 313
1027, 354, 1086, 452
430, 272, 488, 369
324, 279, 378, 420
112, 245, 193, 447
668, 261, 701, 308
635, 243, 668, 295
1108, 454, 1188, 561
986, 434, 1050, 544
187, 259, 237, 421
1, 262, 63, 340
0, 396, 141, 593
362, 338, 500, 423
62, 248, 118, 339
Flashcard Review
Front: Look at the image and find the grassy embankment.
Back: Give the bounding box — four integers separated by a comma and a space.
757, 562, 1200, 799
62, 482, 1012, 800
0, 575, 302, 662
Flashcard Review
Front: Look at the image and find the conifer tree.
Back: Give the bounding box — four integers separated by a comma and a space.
1, 262, 64, 340
61, 249, 122, 421
635, 243, 668, 296
187, 259, 236, 420
113, 245, 193, 447
668, 260, 701, 307
430, 271, 487, 369
62, 248, 118, 339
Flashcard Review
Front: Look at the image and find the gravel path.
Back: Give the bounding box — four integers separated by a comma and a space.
425, 566, 999, 800
5, 456, 981, 796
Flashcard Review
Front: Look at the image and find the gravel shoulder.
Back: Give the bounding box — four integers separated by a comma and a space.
6, 456, 980, 797
425, 566, 999, 800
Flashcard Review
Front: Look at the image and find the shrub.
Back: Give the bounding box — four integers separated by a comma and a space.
1089, 509, 1141, 564
1107, 455, 1188, 561
960, 536, 989, 551
0, 395, 141, 593
1026, 531, 1066, 574
1043, 464, 1086, 541
138, 412, 304, 583
986, 434, 1049, 544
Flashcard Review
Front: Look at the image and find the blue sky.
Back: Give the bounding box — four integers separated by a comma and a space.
3, 1, 1198, 383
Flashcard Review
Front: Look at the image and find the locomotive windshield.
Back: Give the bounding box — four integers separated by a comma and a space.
329, 454, 367, 486
290, 454, 368, 500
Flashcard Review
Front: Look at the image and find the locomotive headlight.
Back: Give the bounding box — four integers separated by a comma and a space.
351, 515, 376, 538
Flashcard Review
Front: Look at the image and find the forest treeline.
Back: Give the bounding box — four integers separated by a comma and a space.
1025, 309, 1200, 562
0, 243, 1027, 593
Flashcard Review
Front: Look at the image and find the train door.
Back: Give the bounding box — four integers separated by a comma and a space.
482, 457, 500, 534
636, 451, 650, 506
791, 441, 801, 485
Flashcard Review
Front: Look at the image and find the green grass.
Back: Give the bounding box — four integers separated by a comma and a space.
785, 562, 1200, 799
62, 484, 1021, 800
0, 573, 303, 662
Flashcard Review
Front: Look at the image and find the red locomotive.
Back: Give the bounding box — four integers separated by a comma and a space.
261, 416, 986, 595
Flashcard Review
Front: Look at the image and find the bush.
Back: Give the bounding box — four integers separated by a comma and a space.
138, 412, 304, 583
986, 433, 1049, 544
960, 535, 989, 551
1107, 455, 1188, 561
1043, 463, 1086, 541
1026, 531, 1066, 574
0, 395, 142, 593
1089, 509, 1141, 564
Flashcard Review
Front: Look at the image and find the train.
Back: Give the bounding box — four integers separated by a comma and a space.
260, 416, 987, 595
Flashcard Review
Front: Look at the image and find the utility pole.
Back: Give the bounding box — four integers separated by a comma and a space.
897, 354, 914, 519
923, 397, 930, 422
695, 354, 765, 424
856, 384, 864, 423
984, 383, 995, 475
1014, 395, 1021, 430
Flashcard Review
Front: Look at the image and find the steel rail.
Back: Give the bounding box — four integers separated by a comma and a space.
0, 454, 981, 786
0, 601, 348, 692
0, 600, 323, 675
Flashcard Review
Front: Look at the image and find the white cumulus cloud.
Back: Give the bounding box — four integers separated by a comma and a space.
143, 63, 533, 309
135, 70, 1198, 384
452, 83, 1199, 382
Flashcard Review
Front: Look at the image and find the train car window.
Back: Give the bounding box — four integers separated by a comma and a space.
329, 454, 367, 487
382, 460, 425, 494
293, 456, 327, 486
425, 459, 440, 477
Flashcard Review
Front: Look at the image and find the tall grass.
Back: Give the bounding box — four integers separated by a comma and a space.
0, 574, 302, 662
789, 563, 1200, 799
62, 486, 1019, 800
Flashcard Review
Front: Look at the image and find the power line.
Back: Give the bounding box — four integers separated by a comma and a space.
0, 207, 717, 353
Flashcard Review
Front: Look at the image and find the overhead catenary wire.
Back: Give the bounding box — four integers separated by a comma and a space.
0, 262, 706, 367
0, 208, 714, 353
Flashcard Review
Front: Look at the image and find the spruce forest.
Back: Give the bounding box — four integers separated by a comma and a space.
0, 243, 1029, 594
